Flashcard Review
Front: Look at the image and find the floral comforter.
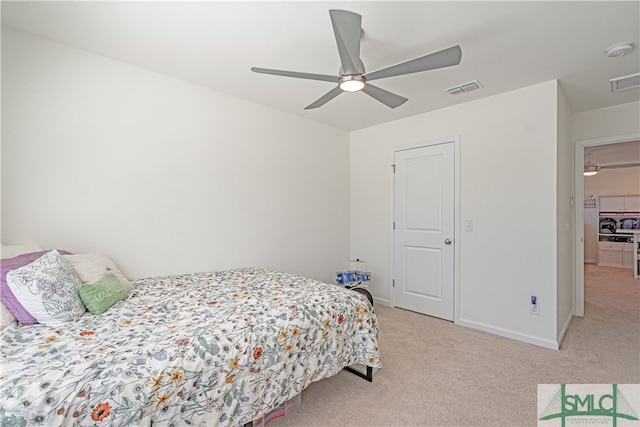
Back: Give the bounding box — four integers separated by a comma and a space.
0, 268, 381, 426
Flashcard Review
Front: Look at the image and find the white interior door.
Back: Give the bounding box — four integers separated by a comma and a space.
393, 142, 455, 320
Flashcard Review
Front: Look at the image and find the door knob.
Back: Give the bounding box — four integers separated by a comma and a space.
444, 238, 452, 245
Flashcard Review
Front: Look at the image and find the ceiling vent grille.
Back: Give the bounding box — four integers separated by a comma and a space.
447, 80, 483, 95
610, 73, 640, 92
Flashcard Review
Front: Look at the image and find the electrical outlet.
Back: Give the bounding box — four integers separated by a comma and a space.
529, 296, 540, 315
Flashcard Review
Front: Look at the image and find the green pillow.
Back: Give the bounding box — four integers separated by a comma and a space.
79, 273, 128, 315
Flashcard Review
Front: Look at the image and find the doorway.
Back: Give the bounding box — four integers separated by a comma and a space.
574, 133, 640, 316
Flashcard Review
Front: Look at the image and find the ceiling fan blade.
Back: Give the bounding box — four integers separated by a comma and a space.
364, 45, 462, 82
600, 163, 640, 170
329, 9, 362, 75
251, 67, 338, 83
362, 84, 408, 109
304, 86, 343, 110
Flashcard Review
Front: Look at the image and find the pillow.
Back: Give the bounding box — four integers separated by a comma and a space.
79, 273, 128, 315
1, 250, 72, 325
1, 243, 44, 259
63, 253, 133, 292
0, 302, 17, 329
6, 250, 86, 326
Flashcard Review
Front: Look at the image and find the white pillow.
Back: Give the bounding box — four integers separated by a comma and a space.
0, 302, 17, 329
1, 243, 44, 259
6, 250, 86, 326
62, 253, 133, 292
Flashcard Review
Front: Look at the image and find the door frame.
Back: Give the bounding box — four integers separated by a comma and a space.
574, 132, 640, 317
390, 134, 461, 323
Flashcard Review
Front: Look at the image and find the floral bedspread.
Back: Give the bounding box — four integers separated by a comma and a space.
0, 268, 380, 426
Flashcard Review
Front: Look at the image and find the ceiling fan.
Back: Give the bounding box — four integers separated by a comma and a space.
584, 151, 640, 176
251, 9, 462, 110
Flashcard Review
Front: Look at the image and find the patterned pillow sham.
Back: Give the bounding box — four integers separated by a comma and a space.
6, 250, 86, 326
1, 249, 72, 325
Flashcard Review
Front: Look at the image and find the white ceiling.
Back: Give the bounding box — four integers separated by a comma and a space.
586, 140, 640, 166
2, 1, 639, 132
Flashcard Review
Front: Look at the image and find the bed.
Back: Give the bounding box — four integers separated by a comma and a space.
0, 248, 381, 427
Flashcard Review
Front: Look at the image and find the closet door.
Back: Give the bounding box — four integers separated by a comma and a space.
393, 142, 454, 321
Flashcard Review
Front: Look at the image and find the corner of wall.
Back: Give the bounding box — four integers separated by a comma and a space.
555, 80, 575, 342
556, 307, 574, 348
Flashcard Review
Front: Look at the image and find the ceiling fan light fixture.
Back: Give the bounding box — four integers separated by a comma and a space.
584, 159, 599, 177
584, 152, 599, 176
339, 75, 366, 92
583, 164, 599, 176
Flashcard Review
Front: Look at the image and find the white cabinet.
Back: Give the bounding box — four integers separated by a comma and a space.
624, 195, 640, 212
597, 195, 639, 269
622, 243, 635, 268
600, 195, 640, 212
598, 241, 623, 267
600, 196, 625, 212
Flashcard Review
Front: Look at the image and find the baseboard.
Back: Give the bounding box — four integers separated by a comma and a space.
457, 318, 559, 350
372, 296, 390, 307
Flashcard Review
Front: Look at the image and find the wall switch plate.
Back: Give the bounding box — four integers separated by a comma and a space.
464, 219, 473, 231
530, 296, 540, 315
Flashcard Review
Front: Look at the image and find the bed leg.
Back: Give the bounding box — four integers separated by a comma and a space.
344, 365, 373, 382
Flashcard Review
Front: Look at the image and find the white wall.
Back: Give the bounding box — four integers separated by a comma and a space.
555, 85, 574, 342
573, 102, 640, 142
1, 28, 350, 283
351, 80, 561, 348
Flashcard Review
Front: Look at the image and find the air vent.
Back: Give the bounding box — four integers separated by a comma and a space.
446, 80, 483, 95
610, 73, 640, 92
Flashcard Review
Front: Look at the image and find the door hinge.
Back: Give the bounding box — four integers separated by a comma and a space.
392, 279, 395, 287
393, 221, 396, 230
391, 164, 395, 173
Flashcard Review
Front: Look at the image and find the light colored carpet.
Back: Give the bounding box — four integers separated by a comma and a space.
269, 264, 639, 427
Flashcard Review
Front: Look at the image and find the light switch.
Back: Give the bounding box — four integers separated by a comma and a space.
464, 219, 473, 231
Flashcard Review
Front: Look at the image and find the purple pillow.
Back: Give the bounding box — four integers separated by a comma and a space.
1, 250, 71, 325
